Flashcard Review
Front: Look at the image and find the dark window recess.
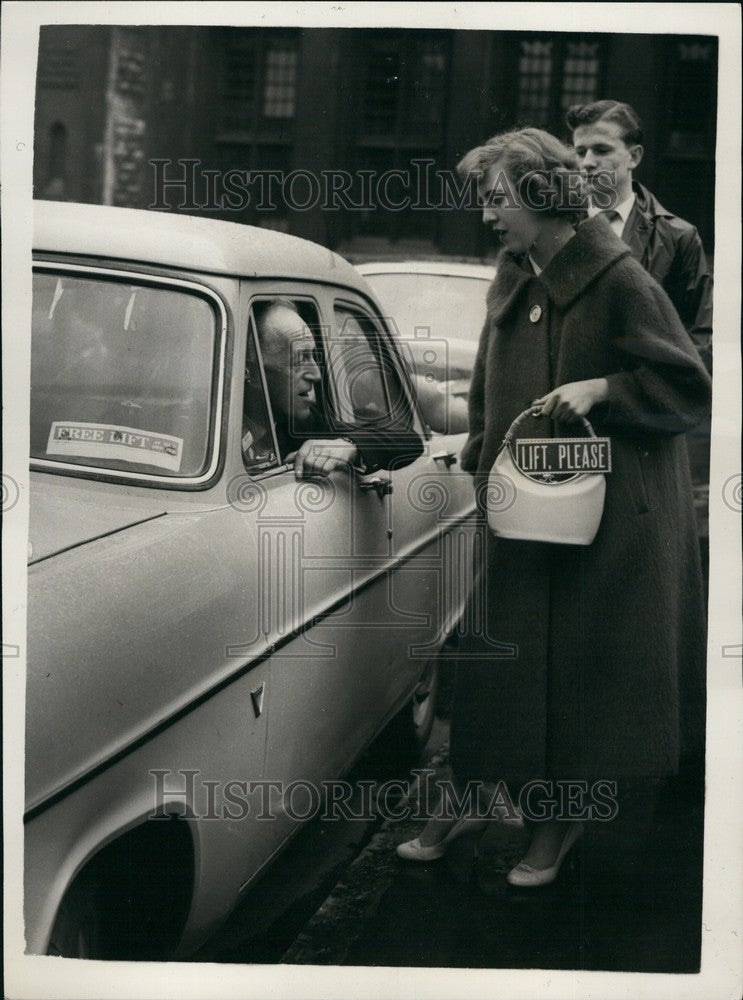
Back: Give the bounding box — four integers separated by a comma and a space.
217, 32, 299, 137
361, 34, 448, 142
48, 122, 68, 184
666, 40, 717, 157
352, 31, 449, 245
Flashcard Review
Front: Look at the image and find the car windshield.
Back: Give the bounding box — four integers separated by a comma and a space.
362, 271, 489, 383
31, 272, 218, 479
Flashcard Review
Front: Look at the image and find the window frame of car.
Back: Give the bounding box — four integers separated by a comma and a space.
242, 292, 327, 476
242, 288, 426, 479
29, 259, 230, 491
329, 292, 429, 441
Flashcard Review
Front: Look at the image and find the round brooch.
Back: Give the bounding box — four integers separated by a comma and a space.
529, 305, 542, 323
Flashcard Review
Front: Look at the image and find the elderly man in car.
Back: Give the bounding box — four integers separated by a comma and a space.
243, 297, 423, 479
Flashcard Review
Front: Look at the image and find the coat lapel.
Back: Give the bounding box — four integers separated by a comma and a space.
537, 217, 632, 309
622, 200, 652, 265
486, 253, 532, 324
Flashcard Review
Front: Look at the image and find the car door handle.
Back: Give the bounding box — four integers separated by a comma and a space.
432, 450, 457, 468
359, 476, 393, 499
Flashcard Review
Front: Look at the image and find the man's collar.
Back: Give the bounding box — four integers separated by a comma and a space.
587, 190, 635, 223
632, 180, 673, 220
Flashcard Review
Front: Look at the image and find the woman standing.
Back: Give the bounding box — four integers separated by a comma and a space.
397, 128, 711, 885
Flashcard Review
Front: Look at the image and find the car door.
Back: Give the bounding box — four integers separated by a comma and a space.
233, 286, 417, 824
325, 291, 479, 710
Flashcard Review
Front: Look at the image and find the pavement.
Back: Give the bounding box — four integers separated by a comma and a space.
197, 709, 704, 973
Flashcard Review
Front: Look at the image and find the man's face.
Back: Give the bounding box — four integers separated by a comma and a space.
478, 160, 543, 256
261, 306, 320, 429
572, 119, 642, 203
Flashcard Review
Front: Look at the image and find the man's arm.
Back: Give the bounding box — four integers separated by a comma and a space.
288, 425, 424, 480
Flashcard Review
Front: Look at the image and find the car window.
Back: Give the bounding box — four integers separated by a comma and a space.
329, 305, 410, 429
31, 271, 219, 479
362, 272, 489, 386
242, 297, 325, 471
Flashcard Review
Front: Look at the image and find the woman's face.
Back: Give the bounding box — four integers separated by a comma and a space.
478, 160, 545, 256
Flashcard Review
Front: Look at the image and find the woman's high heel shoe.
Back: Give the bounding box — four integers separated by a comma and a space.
506, 821, 583, 887
396, 816, 488, 862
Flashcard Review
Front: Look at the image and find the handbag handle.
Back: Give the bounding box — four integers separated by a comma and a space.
501, 405, 597, 448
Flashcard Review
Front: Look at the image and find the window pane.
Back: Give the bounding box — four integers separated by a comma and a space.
363, 47, 400, 134
406, 37, 448, 134
219, 42, 257, 132
263, 43, 298, 118
330, 307, 394, 425
560, 40, 601, 109
517, 40, 553, 126
31, 273, 217, 477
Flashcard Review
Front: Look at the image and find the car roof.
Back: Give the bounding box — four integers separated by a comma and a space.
33, 200, 367, 288
355, 260, 496, 279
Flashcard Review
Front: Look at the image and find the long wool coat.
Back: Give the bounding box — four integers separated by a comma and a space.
450, 217, 712, 784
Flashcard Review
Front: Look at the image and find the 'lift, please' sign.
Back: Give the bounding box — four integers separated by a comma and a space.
514, 437, 612, 476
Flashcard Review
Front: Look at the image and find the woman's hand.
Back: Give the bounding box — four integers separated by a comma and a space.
532, 378, 609, 423
286, 438, 359, 480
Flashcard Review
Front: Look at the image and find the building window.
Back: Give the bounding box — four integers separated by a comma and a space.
360, 32, 448, 143
517, 40, 553, 126
510, 34, 606, 133
666, 39, 716, 155
220, 44, 258, 134
217, 31, 299, 137
561, 40, 601, 110
350, 31, 449, 245
263, 43, 298, 118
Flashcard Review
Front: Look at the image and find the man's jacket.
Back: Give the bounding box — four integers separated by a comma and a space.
622, 182, 713, 364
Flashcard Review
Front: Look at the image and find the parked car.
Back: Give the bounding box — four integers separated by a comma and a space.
355, 261, 495, 433
25, 203, 477, 959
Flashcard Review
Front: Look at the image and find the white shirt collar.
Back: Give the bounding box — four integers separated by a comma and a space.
529, 254, 542, 276
588, 190, 636, 223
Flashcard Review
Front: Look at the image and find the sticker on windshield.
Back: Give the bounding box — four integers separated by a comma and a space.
46, 421, 184, 472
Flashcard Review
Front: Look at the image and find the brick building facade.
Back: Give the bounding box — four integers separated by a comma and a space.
34, 25, 717, 258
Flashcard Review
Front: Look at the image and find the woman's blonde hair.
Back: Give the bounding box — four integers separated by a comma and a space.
457, 127, 587, 224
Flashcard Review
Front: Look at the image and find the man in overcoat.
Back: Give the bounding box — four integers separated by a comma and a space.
566, 100, 713, 361
567, 100, 713, 586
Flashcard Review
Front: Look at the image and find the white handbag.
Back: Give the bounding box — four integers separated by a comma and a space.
486, 405, 611, 545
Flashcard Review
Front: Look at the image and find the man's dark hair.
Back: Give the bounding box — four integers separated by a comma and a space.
566, 100, 644, 147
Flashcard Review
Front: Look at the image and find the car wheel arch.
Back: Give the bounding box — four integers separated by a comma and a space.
44, 808, 196, 960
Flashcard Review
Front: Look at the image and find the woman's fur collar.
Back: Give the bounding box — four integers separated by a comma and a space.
486, 216, 633, 323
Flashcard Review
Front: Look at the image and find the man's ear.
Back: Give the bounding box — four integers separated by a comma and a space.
628, 144, 644, 170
